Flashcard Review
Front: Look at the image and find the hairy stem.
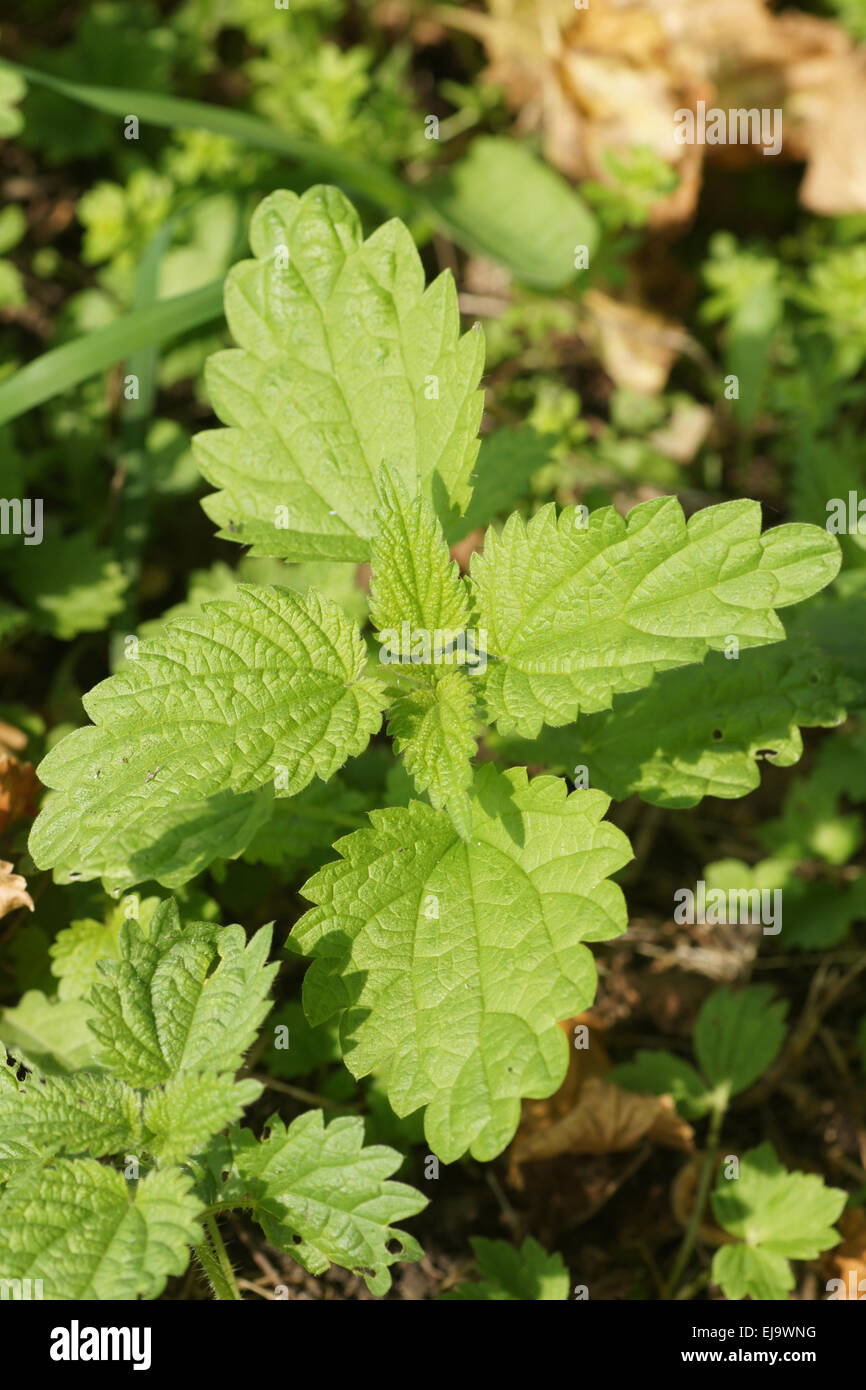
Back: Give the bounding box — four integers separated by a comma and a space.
195, 1215, 242, 1301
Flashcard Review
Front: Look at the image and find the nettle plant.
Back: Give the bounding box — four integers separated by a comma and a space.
2, 186, 850, 1299
0, 900, 424, 1299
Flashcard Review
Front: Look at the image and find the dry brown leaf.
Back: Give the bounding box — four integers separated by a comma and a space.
521, 1012, 613, 1127
512, 1076, 694, 1165
0, 860, 34, 919
819, 1208, 866, 1300
0, 720, 28, 755
784, 35, 866, 215
446, 0, 866, 221
509, 1015, 694, 1173
0, 755, 40, 835
648, 401, 713, 464
581, 290, 688, 394
646, 1094, 697, 1150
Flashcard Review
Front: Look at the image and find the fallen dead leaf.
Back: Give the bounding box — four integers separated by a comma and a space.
438, 0, 866, 221
783, 24, 866, 215
819, 1207, 866, 1300
0, 721, 28, 755
0, 755, 40, 834
512, 1076, 694, 1167
581, 290, 689, 394
648, 400, 713, 464
0, 860, 34, 919
509, 1016, 694, 1177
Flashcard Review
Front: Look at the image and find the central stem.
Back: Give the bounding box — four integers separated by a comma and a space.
195, 1214, 242, 1301
662, 1089, 729, 1300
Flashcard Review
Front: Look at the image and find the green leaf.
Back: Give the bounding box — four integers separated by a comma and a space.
610, 1051, 710, 1120
293, 765, 632, 1161
0, 259, 26, 310
704, 857, 793, 897
369, 473, 479, 828
783, 880, 862, 951
142, 1072, 263, 1164
0, 1159, 201, 1300
387, 674, 477, 837
370, 470, 472, 639
0, 991, 102, 1074
29, 584, 384, 891
758, 722, 866, 868
429, 138, 598, 290
711, 1142, 846, 1300
443, 1236, 569, 1300
8, 533, 128, 640
0, 67, 26, 138
471, 498, 841, 738
0, 1055, 23, 1093
583, 146, 679, 232
49, 898, 162, 1001
710, 1243, 794, 1302
89, 901, 276, 1086
700, 857, 854, 955
50, 919, 125, 1002
0, 1072, 140, 1181
193, 187, 484, 561
694, 986, 787, 1097
520, 642, 851, 808
146, 789, 278, 893
234, 1110, 426, 1296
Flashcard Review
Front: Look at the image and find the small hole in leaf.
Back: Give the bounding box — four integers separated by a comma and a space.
292, 1234, 302, 1246
386, 1238, 402, 1256
712, 729, 723, 741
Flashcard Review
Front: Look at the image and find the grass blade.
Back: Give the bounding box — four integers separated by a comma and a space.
0, 281, 223, 426
1, 59, 414, 216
